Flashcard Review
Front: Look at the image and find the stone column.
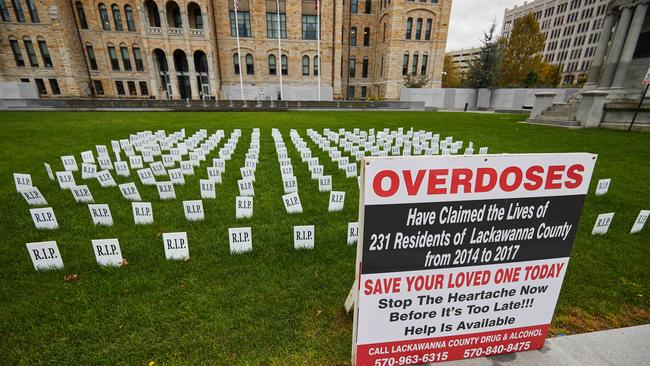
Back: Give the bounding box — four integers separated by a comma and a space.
529, 92, 557, 119
611, 4, 648, 89
576, 90, 609, 128
167, 54, 179, 99
599, 6, 633, 89
187, 55, 200, 100
584, 13, 616, 89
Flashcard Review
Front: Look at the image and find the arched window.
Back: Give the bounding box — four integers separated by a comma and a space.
268, 54, 276, 75
383, 23, 386, 43
313, 55, 319, 76
363, 27, 370, 46
281, 54, 288, 75
425, 18, 432, 40
245, 53, 254, 75
124, 5, 135, 31
188, 2, 202, 29
362, 56, 368, 78
302, 55, 310, 76
233, 53, 240, 75
349, 57, 356, 78
144, 0, 160, 27
411, 52, 418, 75
173, 49, 191, 99
112, 4, 123, 31
75, 2, 88, 29
98, 4, 110, 30
405, 17, 412, 39
194, 50, 210, 98
402, 53, 409, 75
420, 52, 428, 75
166, 1, 181, 28
350, 26, 357, 46
415, 18, 422, 40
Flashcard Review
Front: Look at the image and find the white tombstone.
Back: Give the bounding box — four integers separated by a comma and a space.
20, 186, 48, 206
347, 222, 359, 245
236, 196, 253, 219
328, 191, 345, 212
119, 182, 142, 201
114, 161, 130, 177
132, 202, 153, 224
282, 192, 303, 214
96, 170, 117, 187
61, 155, 78, 171
200, 179, 216, 199
592, 213, 614, 235
88, 203, 113, 226
26, 241, 63, 270
228, 227, 252, 254
44, 163, 55, 180
162, 232, 189, 260
56, 171, 76, 190
294, 225, 315, 249
13, 173, 32, 192
630, 210, 649, 234
71, 185, 94, 203
137, 168, 156, 185
91, 238, 123, 267
157, 181, 176, 200
183, 200, 204, 221
238, 178, 255, 196
168, 168, 185, 185
595, 178, 611, 196
81, 163, 97, 179
30, 207, 58, 229
319, 175, 332, 192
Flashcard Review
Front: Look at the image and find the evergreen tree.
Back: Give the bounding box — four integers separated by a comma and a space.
466, 21, 501, 88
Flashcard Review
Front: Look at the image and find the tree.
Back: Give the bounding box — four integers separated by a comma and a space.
498, 13, 546, 87
403, 74, 429, 88
442, 55, 462, 88
538, 63, 562, 87
466, 21, 501, 88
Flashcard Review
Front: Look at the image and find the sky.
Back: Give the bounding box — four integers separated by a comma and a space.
446, 0, 524, 52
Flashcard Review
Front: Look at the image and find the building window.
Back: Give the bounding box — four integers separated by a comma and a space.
49, 79, 60, 94
230, 11, 251, 37
120, 46, 131, 71
233, 53, 240, 74
35, 78, 46, 95
349, 57, 356, 78
365, 0, 371, 14
361, 86, 367, 98
23, 39, 38, 66
115, 81, 125, 95
425, 18, 432, 40
421, 53, 428, 75
363, 27, 370, 46
99, 4, 110, 30
10, 40, 24, 67
301, 55, 311, 76
125, 5, 135, 31
93, 80, 104, 95
268, 54, 276, 75
37, 40, 52, 67
127, 81, 137, 95
351, 0, 358, 13
11, 0, 24, 22
266, 12, 287, 39
411, 53, 418, 75
86, 45, 98, 70
313, 55, 319, 76
245, 54, 254, 74
188, 2, 202, 29
281, 54, 288, 75
347, 86, 355, 98
26, 0, 38, 22
415, 18, 422, 40
302, 15, 318, 40
139, 81, 148, 95
108, 46, 120, 70
75, 2, 88, 28
383, 23, 386, 43
362, 57, 368, 78
112, 5, 123, 31
133, 47, 144, 71
380, 55, 383, 77
1, 0, 11, 21
350, 27, 357, 46
405, 17, 412, 39
402, 53, 409, 75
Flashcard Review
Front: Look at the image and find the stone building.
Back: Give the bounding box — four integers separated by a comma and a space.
502, 0, 610, 85
446, 47, 480, 76
0, 0, 451, 100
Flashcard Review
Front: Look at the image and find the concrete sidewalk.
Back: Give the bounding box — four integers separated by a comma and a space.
443, 324, 650, 366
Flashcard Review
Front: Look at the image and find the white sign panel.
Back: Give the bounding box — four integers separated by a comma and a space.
200, 179, 216, 199
238, 178, 255, 196
20, 187, 47, 206
162, 232, 189, 260
44, 163, 55, 181
132, 202, 153, 224
293, 225, 315, 250
71, 185, 94, 203
91, 238, 123, 267
630, 210, 649, 234
592, 212, 614, 235
88, 203, 113, 226
595, 178, 610, 196
157, 181, 176, 200
319, 175, 332, 192
61, 155, 78, 171
347, 222, 359, 245
14, 173, 32, 192
236, 196, 253, 219
26, 241, 63, 270
81, 163, 97, 179
56, 171, 76, 190
228, 227, 252, 254
282, 192, 303, 214
183, 200, 204, 221
328, 191, 345, 212
96, 170, 117, 187
137, 168, 156, 185
30, 207, 58, 229
119, 182, 141, 201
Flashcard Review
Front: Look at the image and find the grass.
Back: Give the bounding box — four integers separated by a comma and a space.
0, 111, 648, 365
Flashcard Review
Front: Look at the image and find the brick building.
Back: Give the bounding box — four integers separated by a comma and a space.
0, 0, 451, 100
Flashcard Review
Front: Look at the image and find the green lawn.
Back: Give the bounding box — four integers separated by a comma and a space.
0, 111, 648, 365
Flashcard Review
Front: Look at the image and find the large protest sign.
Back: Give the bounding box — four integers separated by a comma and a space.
351, 153, 596, 365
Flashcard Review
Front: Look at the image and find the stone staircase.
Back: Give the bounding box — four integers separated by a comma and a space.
526, 99, 581, 127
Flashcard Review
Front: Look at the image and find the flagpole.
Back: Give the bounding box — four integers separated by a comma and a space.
316, 0, 321, 101
277, 0, 283, 100
233, 1, 244, 101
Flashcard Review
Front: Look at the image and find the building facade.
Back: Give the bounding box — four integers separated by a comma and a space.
446, 47, 479, 75
0, 0, 451, 100
502, 0, 610, 85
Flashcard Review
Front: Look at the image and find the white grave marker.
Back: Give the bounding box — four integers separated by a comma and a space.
157, 181, 176, 200
630, 210, 649, 234
14, 173, 32, 192
183, 200, 204, 221
26, 241, 63, 270
30, 207, 58, 229
236, 196, 253, 219
119, 182, 141, 201
595, 178, 611, 196
71, 185, 94, 203
137, 168, 156, 185
200, 179, 216, 199
81, 150, 95, 164
20, 187, 47, 206
282, 192, 303, 214
228, 227, 252, 254
56, 171, 76, 189
238, 178, 255, 196
88, 204, 113, 226
44, 163, 55, 181
132, 202, 153, 224
319, 175, 332, 192
96, 170, 117, 187
328, 191, 345, 212
294, 225, 315, 250
282, 176, 298, 194
61, 155, 78, 171
347, 222, 359, 245
592, 213, 614, 235
168, 168, 185, 185
162, 232, 189, 260
91, 238, 123, 267
81, 163, 97, 179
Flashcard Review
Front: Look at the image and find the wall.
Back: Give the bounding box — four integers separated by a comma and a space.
0, 82, 39, 99
222, 84, 334, 101
400, 88, 580, 111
